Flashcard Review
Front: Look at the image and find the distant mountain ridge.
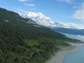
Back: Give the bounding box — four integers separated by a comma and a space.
52, 27, 84, 36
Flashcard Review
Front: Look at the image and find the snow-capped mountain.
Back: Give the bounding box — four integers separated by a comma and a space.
21, 12, 64, 28
21, 12, 84, 29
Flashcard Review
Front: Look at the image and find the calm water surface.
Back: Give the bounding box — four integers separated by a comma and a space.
63, 33, 84, 63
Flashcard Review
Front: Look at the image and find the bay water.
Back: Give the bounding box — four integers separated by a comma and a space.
63, 33, 84, 63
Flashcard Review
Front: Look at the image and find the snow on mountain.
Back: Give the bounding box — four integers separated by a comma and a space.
21, 12, 64, 27
21, 12, 84, 29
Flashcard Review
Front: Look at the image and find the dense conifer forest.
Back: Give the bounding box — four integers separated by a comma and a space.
0, 8, 81, 63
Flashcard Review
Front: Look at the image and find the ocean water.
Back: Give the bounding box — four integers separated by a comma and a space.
63, 33, 84, 63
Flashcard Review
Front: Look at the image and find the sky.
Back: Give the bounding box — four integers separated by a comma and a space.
0, 0, 84, 29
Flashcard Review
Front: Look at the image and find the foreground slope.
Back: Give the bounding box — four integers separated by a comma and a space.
0, 8, 80, 63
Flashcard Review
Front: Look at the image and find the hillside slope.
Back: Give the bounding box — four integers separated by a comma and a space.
0, 8, 80, 63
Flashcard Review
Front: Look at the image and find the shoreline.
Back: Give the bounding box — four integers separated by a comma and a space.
47, 46, 82, 63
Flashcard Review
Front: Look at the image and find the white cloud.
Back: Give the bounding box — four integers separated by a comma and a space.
24, 4, 35, 7
56, 0, 71, 3
72, 3, 84, 22
19, 0, 29, 2
56, 0, 78, 4
59, 22, 84, 29
73, 6, 79, 9
65, 0, 71, 3
82, 3, 84, 8
17, 9, 25, 12
20, 11, 84, 29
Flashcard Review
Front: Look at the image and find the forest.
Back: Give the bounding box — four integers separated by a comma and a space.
0, 8, 81, 63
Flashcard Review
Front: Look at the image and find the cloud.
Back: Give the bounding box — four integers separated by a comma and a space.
56, 0, 71, 3
69, 35, 84, 41
19, 0, 29, 2
24, 4, 35, 7
72, 3, 84, 22
20, 11, 84, 29
72, 5, 82, 9
56, 0, 78, 4
59, 22, 84, 29
17, 9, 25, 12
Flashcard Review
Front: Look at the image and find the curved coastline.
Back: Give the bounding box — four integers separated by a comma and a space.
47, 45, 83, 63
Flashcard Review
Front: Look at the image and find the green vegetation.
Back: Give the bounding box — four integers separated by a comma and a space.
0, 8, 81, 63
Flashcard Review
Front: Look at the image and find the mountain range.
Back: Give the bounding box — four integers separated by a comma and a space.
21, 12, 84, 35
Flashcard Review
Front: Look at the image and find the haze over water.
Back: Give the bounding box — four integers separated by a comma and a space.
64, 33, 84, 63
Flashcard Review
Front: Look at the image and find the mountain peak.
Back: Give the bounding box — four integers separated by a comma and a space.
21, 11, 84, 29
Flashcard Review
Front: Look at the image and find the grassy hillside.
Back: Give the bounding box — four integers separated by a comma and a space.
0, 8, 81, 63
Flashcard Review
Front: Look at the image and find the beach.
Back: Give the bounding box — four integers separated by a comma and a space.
47, 45, 83, 63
